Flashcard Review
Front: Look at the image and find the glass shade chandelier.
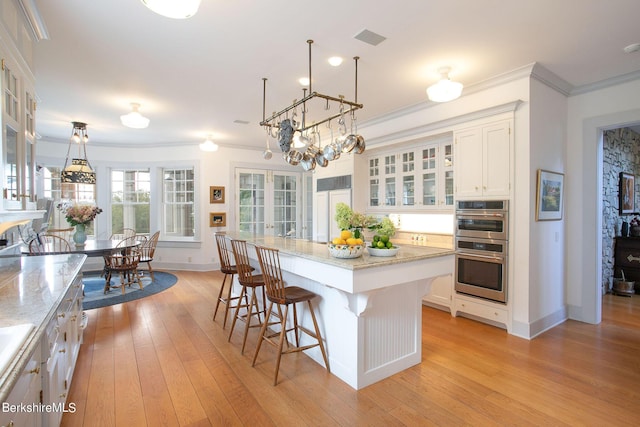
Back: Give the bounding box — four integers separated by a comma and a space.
141, 0, 201, 19
427, 67, 463, 103
120, 103, 150, 129
61, 121, 96, 184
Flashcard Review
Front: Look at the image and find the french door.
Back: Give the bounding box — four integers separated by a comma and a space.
236, 168, 303, 237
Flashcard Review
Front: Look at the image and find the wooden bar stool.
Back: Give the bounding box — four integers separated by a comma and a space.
213, 233, 246, 328
228, 239, 268, 354
252, 245, 330, 385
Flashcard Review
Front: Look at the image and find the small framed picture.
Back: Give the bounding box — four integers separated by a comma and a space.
536, 169, 564, 221
210, 212, 226, 227
619, 172, 635, 214
210, 186, 225, 204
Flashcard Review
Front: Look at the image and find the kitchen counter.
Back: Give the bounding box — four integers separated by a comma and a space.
223, 232, 454, 389
0, 254, 86, 402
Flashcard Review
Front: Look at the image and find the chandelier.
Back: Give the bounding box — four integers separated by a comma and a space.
260, 40, 365, 171
61, 121, 96, 184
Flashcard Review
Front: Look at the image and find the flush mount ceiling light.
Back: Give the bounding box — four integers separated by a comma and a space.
62, 121, 96, 184
141, 0, 201, 19
120, 103, 150, 129
199, 135, 219, 152
427, 67, 463, 103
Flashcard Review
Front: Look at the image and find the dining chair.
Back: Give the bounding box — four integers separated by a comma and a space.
45, 227, 74, 243
103, 247, 143, 294
228, 239, 267, 354
137, 230, 159, 281
110, 228, 137, 243
252, 245, 330, 385
213, 233, 248, 328
29, 234, 71, 254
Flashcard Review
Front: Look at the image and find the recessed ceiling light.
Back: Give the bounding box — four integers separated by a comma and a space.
328, 56, 343, 67
623, 43, 640, 54
298, 77, 310, 86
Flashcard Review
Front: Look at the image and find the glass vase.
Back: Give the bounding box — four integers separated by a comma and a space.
73, 223, 87, 246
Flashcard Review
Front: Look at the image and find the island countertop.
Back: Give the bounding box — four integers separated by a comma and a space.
224, 231, 453, 270
0, 254, 86, 402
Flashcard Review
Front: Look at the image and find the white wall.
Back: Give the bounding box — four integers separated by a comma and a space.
566, 78, 640, 324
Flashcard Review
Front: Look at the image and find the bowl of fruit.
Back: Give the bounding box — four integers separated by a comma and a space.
328, 230, 365, 258
366, 234, 400, 257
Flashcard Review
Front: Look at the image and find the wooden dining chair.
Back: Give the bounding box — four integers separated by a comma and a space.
103, 247, 143, 294
228, 239, 267, 354
29, 234, 71, 254
45, 227, 74, 243
252, 245, 330, 385
137, 231, 159, 281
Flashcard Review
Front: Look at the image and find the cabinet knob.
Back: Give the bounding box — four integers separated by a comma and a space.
28, 366, 40, 375
59, 348, 66, 353
58, 313, 65, 319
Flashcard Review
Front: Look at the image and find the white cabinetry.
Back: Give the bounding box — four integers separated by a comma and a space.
44, 275, 83, 427
454, 119, 511, 199
0, 343, 42, 427
453, 293, 509, 330
368, 138, 454, 210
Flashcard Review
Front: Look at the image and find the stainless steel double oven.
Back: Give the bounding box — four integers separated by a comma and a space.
455, 200, 508, 303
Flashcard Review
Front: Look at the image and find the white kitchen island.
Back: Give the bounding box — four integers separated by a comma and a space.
224, 232, 454, 390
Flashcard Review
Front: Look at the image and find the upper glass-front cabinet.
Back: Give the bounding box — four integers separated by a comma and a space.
368, 137, 454, 211
2, 57, 36, 209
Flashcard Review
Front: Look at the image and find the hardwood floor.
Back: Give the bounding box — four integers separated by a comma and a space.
61, 270, 640, 426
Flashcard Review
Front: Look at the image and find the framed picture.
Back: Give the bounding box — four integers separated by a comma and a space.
210, 186, 225, 204
619, 172, 636, 214
536, 169, 564, 221
210, 212, 226, 227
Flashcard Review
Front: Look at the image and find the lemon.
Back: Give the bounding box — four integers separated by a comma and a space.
346, 237, 358, 245
355, 238, 363, 245
332, 237, 344, 245
340, 230, 352, 240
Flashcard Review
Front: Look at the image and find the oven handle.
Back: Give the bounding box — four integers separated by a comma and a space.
457, 252, 505, 262
456, 212, 505, 218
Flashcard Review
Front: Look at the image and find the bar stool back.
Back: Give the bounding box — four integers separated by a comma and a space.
228, 239, 267, 354
213, 233, 240, 328
252, 245, 330, 385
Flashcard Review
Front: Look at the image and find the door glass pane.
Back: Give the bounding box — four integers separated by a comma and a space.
238, 172, 265, 233
385, 177, 396, 206
423, 172, 436, 206
402, 175, 414, 206
445, 170, 454, 205
4, 126, 17, 201
369, 178, 379, 206
273, 174, 297, 237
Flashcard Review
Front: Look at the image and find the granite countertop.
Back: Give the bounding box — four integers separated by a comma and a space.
0, 254, 86, 401
223, 232, 454, 270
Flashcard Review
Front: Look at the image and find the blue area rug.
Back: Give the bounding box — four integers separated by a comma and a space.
82, 271, 178, 310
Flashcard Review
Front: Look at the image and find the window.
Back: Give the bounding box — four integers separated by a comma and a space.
111, 169, 150, 235
162, 168, 194, 239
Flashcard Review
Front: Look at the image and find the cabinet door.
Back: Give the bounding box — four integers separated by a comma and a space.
399, 150, 416, 206
368, 157, 380, 207
483, 121, 511, 197
454, 128, 483, 198
421, 145, 438, 207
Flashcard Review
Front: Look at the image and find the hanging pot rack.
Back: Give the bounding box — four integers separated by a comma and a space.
260, 39, 363, 135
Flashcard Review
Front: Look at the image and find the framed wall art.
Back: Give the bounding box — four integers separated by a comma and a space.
619, 172, 635, 214
536, 169, 564, 221
210, 212, 226, 227
210, 186, 225, 204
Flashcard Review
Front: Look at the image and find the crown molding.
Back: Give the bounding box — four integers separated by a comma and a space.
18, 0, 49, 41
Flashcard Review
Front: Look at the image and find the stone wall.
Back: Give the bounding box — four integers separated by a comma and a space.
602, 127, 640, 291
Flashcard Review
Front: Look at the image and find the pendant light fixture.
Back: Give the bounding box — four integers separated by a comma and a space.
120, 103, 150, 129
141, 0, 201, 19
61, 121, 96, 184
199, 135, 219, 152
427, 67, 463, 103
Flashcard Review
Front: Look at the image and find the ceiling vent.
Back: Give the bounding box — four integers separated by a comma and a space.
354, 29, 386, 46
233, 119, 250, 125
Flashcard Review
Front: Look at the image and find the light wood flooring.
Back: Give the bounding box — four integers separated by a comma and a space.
61, 270, 640, 426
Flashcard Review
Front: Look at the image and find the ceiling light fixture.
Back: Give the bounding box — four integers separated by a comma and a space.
141, 0, 201, 19
120, 103, 150, 129
328, 56, 343, 66
199, 135, 219, 152
427, 67, 463, 103
260, 40, 365, 170
61, 121, 96, 184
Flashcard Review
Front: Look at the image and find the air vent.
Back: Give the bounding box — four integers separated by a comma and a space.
233, 119, 250, 125
317, 175, 352, 191
354, 29, 386, 46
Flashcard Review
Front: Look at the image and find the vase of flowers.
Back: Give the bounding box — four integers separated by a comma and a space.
334, 203, 376, 240
57, 202, 103, 246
